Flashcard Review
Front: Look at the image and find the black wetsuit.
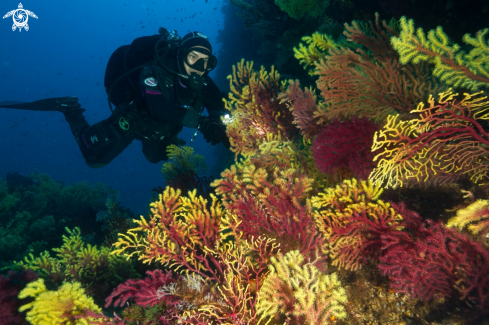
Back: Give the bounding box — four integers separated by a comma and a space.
1, 35, 229, 168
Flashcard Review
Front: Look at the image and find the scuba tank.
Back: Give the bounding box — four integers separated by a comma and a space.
104, 28, 181, 112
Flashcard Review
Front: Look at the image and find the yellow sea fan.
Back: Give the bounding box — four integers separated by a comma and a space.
311, 178, 384, 232
161, 145, 207, 181
256, 250, 347, 325
447, 199, 489, 236
18, 278, 101, 325
294, 32, 339, 74
391, 17, 489, 90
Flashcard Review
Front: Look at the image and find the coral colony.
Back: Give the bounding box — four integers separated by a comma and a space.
2, 11, 489, 325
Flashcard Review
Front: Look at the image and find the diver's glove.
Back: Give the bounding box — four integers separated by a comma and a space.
200, 116, 230, 148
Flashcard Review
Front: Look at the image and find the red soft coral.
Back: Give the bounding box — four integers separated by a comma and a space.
379, 202, 489, 308
312, 117, 381, 180
278, 79, 322, 140
0, 270, 39, 325
105, 269, 179, 308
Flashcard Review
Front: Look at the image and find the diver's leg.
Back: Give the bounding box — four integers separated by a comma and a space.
0, 97, 135, 168
0, 96, 84, 113
67, 105, 136, 168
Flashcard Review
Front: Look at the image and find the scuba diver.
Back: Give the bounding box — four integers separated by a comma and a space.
0, 28, 230, 168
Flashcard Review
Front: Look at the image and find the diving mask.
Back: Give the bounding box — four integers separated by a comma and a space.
184, 48, 217, 73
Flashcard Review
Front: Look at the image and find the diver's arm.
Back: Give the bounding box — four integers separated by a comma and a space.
200, 77, 230, 147
203, 77, 229, 119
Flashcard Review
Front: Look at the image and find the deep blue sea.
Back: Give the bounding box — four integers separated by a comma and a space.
0, 0, 227, 216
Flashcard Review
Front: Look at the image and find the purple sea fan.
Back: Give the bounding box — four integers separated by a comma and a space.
312, 117, 381, 180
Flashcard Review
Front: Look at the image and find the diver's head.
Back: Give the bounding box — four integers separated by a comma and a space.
177, 31, 217, 76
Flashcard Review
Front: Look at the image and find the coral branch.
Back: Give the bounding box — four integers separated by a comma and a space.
112, 188, 227, 284
224, 59, 299, 158
278, 79, 322, 139
105, 270, 179, 308
370, 90, 489, 187
314, 13, 442, 123
447, 199, 489, 238
312, 117, 381, 180
212, 163, 326, 267
391, 17, 489, 90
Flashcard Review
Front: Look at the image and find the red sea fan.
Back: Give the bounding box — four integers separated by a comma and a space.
379, 219, 461, 300
105, 269, 179, 308
0, 270, 39, 325
312, 117, 381, 180
278, 79, 322, 140
379, 203, 489, 307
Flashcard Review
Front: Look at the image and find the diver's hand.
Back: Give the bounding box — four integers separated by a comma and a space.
200, 116, 230, 148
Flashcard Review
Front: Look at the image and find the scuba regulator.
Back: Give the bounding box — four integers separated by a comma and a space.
157, 27, 217, 91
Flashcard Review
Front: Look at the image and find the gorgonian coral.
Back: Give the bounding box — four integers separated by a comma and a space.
312, 117, 381, 180
314, 13, 442, 124
256, 250, 347, 325
380, 203, 489, 308
212, 162, 327, 266
311, 178, 402, 270
224, 59, 298, 158
370, 90, 489, 188
18, 278, 101, 324
391, 17, 489, 91
447, 199, 489, 238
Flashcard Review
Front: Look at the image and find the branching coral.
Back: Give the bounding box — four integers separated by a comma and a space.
212, 163, 327, 266
369, 89, 489, 188
18, 278, 101, 325
113, 187, 237, 285
197, 236, 280, 324
244, 133, 330, 193
9, 227, 138, 291
224, 59, 299, 158
447, 199, 489, 238
105, 269, 179, 308
293, 32, 342, 75
379, 202, 489, 308
391, 17, 489, 91
111, 180, 287, 323
161, 145, 207, 182
159, 145, 214, 199
312, 117, 382, 180
314, 13, 443, 124
278, 79, 322, 140
256, 250, 347, 325
311, 178, 403, 270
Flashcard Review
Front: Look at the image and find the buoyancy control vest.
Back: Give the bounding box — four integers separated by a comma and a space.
104, 32, 205, 129
104, 34, 162, 109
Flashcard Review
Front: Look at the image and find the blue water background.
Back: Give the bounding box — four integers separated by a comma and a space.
0, 0, 227, 216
